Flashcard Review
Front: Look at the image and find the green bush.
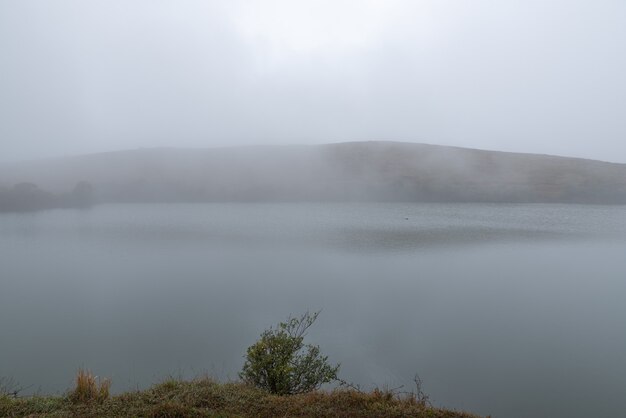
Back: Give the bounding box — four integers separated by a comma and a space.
240, 311, 339, 395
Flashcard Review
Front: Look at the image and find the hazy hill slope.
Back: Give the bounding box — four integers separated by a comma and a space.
1, 141, 625, 204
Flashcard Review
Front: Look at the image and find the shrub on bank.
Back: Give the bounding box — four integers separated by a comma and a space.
240, 311, 340, 395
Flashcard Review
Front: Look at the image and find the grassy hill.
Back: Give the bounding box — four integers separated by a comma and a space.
1, 141, 625, 204
0, 377, 482, 418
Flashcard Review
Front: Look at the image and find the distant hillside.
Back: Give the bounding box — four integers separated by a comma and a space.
1, 141, 625, 204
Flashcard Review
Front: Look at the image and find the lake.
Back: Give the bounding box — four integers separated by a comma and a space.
1, 203, 626, 417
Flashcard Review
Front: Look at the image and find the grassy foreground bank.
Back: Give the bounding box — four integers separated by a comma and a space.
1, 377, 482, 418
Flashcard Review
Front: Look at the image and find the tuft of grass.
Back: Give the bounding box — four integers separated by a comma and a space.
69, 368, 111, 404
149, 401, 198, 418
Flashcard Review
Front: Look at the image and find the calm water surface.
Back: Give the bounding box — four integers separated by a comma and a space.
1, 203, 626, 418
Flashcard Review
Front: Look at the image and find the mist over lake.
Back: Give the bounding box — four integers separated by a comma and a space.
1, 202, 625, 418
2, 1, 626, 416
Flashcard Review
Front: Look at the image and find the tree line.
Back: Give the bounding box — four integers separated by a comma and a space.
0, 182, 94, 212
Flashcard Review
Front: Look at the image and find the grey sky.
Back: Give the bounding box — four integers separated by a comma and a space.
1, 0, 625, 162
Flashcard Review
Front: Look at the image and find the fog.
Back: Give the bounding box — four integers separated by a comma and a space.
1, 0, 625, 162
2, 142, 626, 208
2, 3, 626, 418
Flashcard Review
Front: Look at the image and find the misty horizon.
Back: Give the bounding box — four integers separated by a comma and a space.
2, 0, 626, 163
4, 140, 626, 166
2, 141, 626, 207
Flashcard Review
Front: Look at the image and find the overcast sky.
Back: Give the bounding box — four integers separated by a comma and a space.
1, 0, 625, 162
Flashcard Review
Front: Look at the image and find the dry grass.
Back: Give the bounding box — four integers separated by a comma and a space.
69, 369, 111, 404
0, 376, 483, 418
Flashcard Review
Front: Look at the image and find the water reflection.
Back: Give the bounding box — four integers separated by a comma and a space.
0, 203, 625, 418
